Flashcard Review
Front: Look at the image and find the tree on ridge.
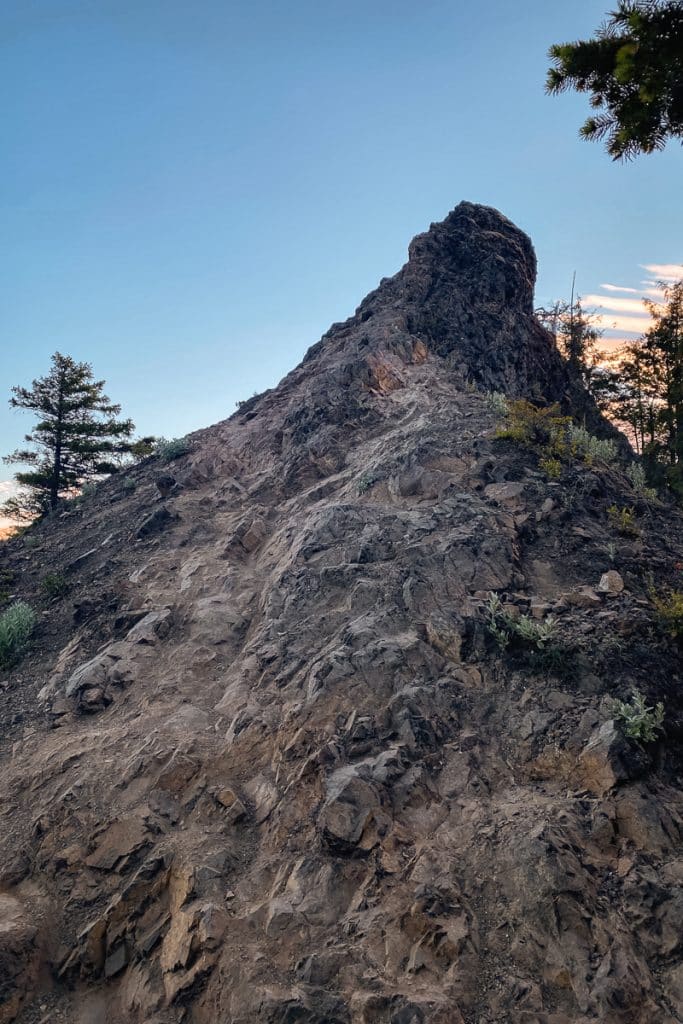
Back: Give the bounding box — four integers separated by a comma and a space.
3, 352, 136, 519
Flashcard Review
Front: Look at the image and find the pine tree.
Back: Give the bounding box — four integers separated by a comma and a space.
597, 281, 683, 495
3, 353, 135, 517
546, 1, 683, 160
641, 280, 683, 490
536, 293, 602, 384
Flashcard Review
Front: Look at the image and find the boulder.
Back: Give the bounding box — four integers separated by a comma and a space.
318, 767, 381, 850
598, 570, 625, 595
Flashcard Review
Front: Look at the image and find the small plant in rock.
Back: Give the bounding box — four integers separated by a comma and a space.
610, 690, 664, 743
0, 601, 36, 670
626, 462, 657, 501
607, 504, 640, 537
357, 472, 380, 495
120, 477, 136, 494
41, 572, 68, 599
605, 541, 618, 563
484, 593, 558, 651
495, 400, 570, 450
484, 594, 510, 650
567, 425, 618, 465
539, 456, 562, 479
651, 587, 683, 645
485, 391, 509, 416
156, 436, 192, 463
513, 613, 559, 649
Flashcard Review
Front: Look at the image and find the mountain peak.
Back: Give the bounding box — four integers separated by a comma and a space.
2, 205, 681, 1024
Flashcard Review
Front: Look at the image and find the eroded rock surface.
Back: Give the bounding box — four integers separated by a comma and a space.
0, 203, 682, 1024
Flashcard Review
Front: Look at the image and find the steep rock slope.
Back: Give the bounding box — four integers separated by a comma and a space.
1, 203, 682, 1024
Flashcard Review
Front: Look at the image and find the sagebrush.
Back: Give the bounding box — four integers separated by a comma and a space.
156, 436, 192, 463
493, 399, 618, 473
610, 690, 664, 743
485, 593, 558, 651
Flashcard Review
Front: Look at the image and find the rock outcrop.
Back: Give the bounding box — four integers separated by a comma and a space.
1, 202, 682, 1024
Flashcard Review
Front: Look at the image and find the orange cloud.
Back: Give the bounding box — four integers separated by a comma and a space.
641, 263, 683, 283
595, 314, 652, 334
584, 294, 650, 315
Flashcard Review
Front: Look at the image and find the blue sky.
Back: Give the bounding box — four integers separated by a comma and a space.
1, 0, 681, 517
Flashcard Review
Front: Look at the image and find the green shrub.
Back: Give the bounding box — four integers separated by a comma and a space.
494, 400, 618, 474
121, 477, 136, 494
567, 424, 618, 465
0, 602, 36, 669
485, 593, 558, 651
41, 572, 68, 598
357, 472, 380, 495
605, 541, 617, 563
610, 690, 664, 743
539, 456, 562, 479
651, 588, 683, 644
156, 436, 192, 463
485, 391, 509, 416
607, 504, 640, 537
495, 400, 570, 449
626, 462, 657, 500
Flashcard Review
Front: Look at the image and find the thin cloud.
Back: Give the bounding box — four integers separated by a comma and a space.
583, 294, 649, 315
596, 314, 652, 335
641, 263, 683, 283
600, 283, 638, 294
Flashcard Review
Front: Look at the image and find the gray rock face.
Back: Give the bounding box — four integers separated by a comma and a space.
0, 203, 682, 1024
294, 202, 573, 405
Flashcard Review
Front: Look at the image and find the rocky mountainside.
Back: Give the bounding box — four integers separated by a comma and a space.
1, 202, 682, 1024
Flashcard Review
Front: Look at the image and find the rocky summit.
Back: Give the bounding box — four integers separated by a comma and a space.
1, 202, 682, 1024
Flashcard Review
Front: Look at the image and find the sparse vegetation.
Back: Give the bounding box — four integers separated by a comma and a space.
485, 593, 558, 651
539, 456, 562, 479
607, 504, 640, 537
610, 690, 664, 743
156, 436, 193, 463
567, 424, 618, 465
495, 399, 570, 449
485, 391, 509, 416
0, 601, 36, 670
651, 587, 683, 644
493, 399, 619, 476
357, 472, 380, 495
121, 477, 136, 494
626, 462, 657, 500
41, 572, 68, 599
